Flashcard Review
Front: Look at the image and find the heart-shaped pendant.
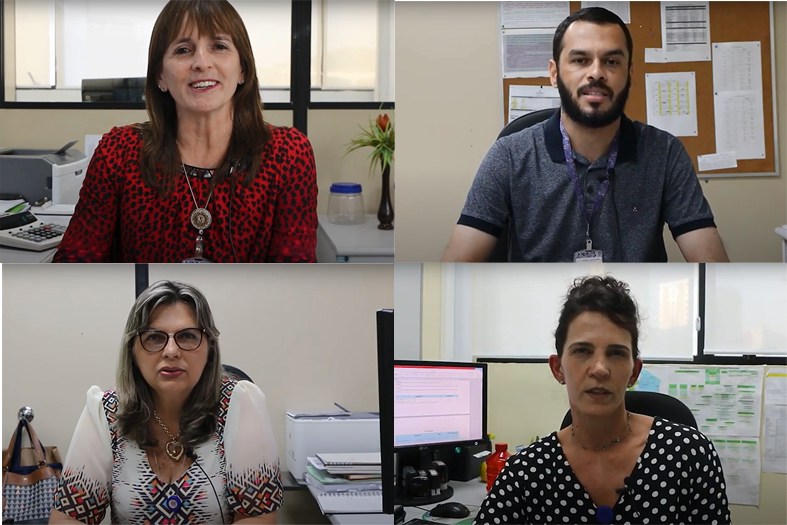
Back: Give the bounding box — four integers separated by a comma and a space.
165, 440, 184, 462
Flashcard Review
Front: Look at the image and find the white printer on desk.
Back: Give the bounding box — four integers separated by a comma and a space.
286, 411, 379, 483
0, 141, 88, 205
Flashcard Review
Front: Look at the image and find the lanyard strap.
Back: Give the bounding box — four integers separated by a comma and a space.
559, 118, 620, 238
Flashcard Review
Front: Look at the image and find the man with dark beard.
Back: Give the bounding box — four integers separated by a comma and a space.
442, 7, 728, 262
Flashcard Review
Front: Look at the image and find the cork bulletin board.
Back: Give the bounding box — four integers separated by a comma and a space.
502, 1, 778, 177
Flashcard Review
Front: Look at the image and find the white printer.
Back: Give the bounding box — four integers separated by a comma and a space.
0, 141, 88, 205
285, 411, 379, 483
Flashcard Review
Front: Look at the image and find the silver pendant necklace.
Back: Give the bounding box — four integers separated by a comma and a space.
183, 161, 214, 230
572, 411, 631, 451
182, 161, 215, 260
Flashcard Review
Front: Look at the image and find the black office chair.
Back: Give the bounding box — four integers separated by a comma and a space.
487, 108, 559, 262
559, 391, 698, 430
223, 364, 254, 383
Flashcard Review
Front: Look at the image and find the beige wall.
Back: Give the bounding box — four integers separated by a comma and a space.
0, 108, 395, 216
417, 266, 786, 524
396, 1, 787, 262
2, 263, 392, 524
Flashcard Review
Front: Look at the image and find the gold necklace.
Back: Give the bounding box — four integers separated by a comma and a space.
153, 411, 184, 461
571, 411, 631, 451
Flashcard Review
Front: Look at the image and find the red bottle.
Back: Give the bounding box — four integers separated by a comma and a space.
485, 443, 511, 491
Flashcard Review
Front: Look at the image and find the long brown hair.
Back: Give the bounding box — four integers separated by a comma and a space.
136, 0, 271, 196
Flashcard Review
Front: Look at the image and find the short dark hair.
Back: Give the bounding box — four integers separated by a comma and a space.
553, 7, 633, 67
554, 276, 640, 359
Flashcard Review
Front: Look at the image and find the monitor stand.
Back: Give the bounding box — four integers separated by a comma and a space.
394, 447, 457, 506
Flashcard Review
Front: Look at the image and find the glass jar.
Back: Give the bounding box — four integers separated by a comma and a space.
327, 183, 366, 225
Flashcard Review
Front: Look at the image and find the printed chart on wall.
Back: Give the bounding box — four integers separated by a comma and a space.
500, 2, 568, 78
763, 368, 787, 474
632, 366, 767, 505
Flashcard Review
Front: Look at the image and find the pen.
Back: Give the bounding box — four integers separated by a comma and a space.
334, 402, 350, 413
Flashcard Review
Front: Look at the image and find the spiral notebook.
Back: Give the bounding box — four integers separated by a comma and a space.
316, 452, 381, 466
313, 489, 383, 514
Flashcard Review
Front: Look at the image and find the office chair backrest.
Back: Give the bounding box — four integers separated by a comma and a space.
497, 108, 559, 140
559, 391, 698, 430
487, 108, 560, 262
223, 364, 254, 383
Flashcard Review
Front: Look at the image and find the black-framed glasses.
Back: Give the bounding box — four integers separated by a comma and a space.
137, 328, 205, 353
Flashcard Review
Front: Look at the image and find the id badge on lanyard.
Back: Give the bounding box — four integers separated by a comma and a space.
559, 118, 619, 263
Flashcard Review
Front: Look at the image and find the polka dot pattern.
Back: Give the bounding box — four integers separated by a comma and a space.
473, 417, 731, 525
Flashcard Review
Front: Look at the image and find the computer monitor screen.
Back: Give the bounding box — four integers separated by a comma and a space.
394, 361, 487, 449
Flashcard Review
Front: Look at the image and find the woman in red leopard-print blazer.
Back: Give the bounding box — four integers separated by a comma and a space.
54, 0, 316, 263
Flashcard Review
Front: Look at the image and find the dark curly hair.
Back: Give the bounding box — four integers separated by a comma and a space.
554, 275, 640, 359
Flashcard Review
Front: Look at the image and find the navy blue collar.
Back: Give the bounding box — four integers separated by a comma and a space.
544, 110, 638, 164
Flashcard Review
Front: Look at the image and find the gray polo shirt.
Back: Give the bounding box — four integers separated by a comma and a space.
459, 112, 716, 262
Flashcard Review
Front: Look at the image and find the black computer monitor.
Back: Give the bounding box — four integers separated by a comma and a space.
393, 360, 488, 506
376, 310, 394, 515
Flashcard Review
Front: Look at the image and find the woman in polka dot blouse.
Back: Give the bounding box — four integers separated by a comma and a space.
475, 276, 730, 525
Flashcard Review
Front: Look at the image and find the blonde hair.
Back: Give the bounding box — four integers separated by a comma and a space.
116, 280, 223, 449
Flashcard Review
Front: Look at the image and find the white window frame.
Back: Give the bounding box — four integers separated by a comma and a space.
5, 0, 395, 104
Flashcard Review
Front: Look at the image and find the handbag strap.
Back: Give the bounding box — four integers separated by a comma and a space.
2, 420, 47, 472
24, 421, 48, 466
1, 420, 24, 472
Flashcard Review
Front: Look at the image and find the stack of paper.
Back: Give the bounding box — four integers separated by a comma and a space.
315, 453, 381, 474
305, 454, 383, 514
1, 199, 30, 218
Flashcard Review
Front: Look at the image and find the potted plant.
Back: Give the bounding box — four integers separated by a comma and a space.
345, 112, 395, 230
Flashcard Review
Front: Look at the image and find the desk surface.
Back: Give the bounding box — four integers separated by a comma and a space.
0, 214, 71, 263
329, 513, 393, 525
403, 478, 486, 524
317, 215, 394, 257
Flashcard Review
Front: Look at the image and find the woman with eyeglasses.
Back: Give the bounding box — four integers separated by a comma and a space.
50, 281, 281, 524
474, 276, 730, 525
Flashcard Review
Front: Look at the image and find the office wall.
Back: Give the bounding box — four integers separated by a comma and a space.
416, 265, 787, 525
0, 107, 395, 216
396, 1, 787, 262
394, 263, 422, 360
2, 264, 392, 523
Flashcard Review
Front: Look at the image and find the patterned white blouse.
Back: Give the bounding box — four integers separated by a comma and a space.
53, 378, 283, 524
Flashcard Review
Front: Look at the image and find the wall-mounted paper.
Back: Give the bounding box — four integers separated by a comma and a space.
712, 41, 763, 92
714, 91, 766, 160
698, 151, 738, 172
580, 2, 630, 24
631, 366, 764, 438
501, 1, 570, 29
712, 41, 766, 160
763, 369, 787, 474
660, 1, 711, 62
644, 48, 666, 63
645, 71, 698, 137
508, 85, 561, 123
502, 29, 553, 78
710, 437, 761, 506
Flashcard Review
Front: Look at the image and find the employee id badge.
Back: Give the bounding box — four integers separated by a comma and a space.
574, 239, 603, 262
182, 257, 212, 263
